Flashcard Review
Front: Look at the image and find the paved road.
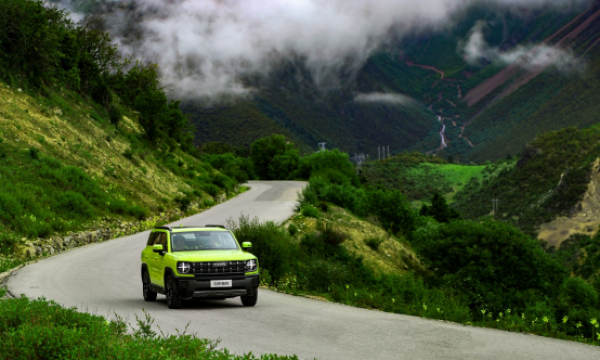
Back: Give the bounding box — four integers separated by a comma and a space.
7, 181, 600, 360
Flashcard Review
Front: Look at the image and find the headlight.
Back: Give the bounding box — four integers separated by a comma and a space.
177, 262, 192, 274
246, 259, 257, 271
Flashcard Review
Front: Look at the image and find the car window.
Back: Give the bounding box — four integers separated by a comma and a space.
146, 232, 158, 246
171, 231, 238, 252
154, 232, 168, 246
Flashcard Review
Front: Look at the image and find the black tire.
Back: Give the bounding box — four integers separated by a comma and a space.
165, 274, 183, 309
142, 269, 157, 302
241, 287, 258, 307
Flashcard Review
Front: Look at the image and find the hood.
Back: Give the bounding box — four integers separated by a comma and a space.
170, 249, 256, 262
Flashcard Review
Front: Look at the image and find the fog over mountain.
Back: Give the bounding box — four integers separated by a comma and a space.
55, 0, 589, 100
460, 20, 585, 74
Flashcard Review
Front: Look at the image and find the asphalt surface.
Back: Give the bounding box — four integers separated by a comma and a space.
7, 180, 600, 360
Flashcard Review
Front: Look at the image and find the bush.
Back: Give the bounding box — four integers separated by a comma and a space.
173, 196, 191, 212
27, 148, 39, 160
228, 215, 296, 283
128, 205, 149, 220
288, 223, 298, 236
560, 277, 598, 310
109, 106, 122, 126
301, 205, 319, 218
364, 236, 384, 250
318, 201, 328, 212
55, 191, 94, 218
411, 219, 567, 312
317, 221, 347, 247
198, 182, 220, 197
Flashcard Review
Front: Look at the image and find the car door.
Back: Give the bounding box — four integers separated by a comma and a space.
151, 231, 169, 288
142, 231, 157, 273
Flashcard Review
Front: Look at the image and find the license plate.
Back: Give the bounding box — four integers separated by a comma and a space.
210, 280, 232, 288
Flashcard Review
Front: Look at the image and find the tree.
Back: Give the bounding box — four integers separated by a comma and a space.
250, 134, 293, 180
411, 219, 567, 311
420, 193, 460, 223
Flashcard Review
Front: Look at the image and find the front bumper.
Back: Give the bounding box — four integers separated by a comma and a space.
174, 273, 259, 299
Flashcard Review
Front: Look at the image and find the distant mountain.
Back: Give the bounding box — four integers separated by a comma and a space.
61, 0, 600, 160
185, 1, 600, 159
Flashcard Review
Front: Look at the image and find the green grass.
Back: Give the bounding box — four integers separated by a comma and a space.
359, 152, 488, 203
406, 163, 487, 202
0, 296, 298, 360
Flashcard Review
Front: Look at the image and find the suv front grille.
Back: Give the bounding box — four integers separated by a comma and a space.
193, 261, 246, 274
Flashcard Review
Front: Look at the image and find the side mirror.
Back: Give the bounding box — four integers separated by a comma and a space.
242, 242, 252, 251
152, 244, 164, 254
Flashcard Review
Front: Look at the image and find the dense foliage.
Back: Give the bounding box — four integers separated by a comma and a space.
411, 219, 566, 312
299, 177, 416, 235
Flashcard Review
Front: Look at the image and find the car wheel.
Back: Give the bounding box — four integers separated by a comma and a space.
142, 269, 157, 302
241, 287, 258, 307
165, 274, 182, 309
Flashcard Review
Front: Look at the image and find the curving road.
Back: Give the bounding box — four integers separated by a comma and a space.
7, 181, 600, 360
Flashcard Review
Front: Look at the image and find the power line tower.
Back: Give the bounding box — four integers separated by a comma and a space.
353, 153, 366, 175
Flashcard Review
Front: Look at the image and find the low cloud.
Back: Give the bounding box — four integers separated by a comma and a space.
53, 0, 588, 99
354, 92, 415, 105
460, 20, 585, 73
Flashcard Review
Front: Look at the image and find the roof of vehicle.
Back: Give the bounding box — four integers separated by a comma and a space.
154, 225, 229, 232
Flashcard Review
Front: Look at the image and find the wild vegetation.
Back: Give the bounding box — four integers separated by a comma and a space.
0, 295, 297, 360
0, 0, 245, 257
358, 152, 488, 202
454, 126, 600, 235
213, 136, 600, 344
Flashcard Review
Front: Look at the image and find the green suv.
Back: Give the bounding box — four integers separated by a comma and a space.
140, 225, 259, 309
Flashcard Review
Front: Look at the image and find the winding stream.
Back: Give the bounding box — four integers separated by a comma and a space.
437, 115, 447, 149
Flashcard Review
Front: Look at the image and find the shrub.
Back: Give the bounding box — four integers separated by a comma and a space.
288, 223, 299, 236
317, 221, 346, 247
128, 205, 149, 220
109, 106, 122, 126
55, 191, 94, 218
364, 236, 384, 250
228, 215, 296, 283
318, 201, 328, 212
411, 219, 567, 312
173, 196, 191, 212
0, 234, 19, 256
560, 277, 598, 309
122, 148, 134, 160
198, 182, 220, 197
27, 147, 39, 160
301, 205, 319, 218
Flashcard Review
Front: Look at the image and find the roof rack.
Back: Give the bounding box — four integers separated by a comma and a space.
205, 224, 227, 229
155, 226, 172, 231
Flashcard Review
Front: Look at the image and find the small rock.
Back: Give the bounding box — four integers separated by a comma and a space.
53, 108, 63, 116
17, 88, 22, 92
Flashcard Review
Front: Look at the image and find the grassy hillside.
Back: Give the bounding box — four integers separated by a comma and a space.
0, 81, 241, 248
454, 126, 600, 235
0, 0, 243, 255
358, 152, 488, 204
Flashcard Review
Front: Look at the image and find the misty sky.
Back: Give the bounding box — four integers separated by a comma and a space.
57, 0, 588, 100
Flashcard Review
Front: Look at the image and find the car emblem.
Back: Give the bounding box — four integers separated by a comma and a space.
212, 262, 227, 267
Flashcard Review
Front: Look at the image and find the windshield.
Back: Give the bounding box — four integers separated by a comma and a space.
171, 231, 239, 252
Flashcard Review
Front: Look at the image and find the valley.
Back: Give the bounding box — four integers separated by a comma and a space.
2, 1, 600, 359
